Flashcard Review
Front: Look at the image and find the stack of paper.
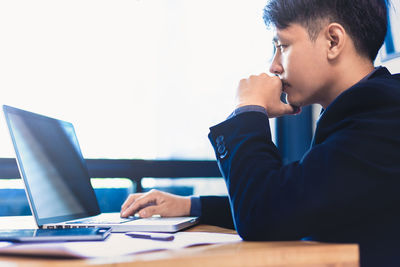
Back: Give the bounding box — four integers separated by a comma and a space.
0, 232, 242, 258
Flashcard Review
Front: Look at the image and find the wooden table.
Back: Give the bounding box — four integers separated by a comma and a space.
0, 216, 359, 266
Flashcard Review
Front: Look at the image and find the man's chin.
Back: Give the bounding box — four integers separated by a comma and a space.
291, 105, 302, 115
285, 97, 303, 114
286, 96, 301, 108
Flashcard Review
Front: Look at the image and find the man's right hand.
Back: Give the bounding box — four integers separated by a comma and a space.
236, 73, 299, 118
120, 189, 191, 218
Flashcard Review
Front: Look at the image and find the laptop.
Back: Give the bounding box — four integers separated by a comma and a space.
3, 105, 198, 233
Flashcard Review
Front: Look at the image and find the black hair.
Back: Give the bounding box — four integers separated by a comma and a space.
263, 0, 389, 61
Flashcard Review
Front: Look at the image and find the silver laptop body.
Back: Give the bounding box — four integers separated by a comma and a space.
3, 105, 198, 233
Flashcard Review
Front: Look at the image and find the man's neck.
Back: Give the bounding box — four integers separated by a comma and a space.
320, 57, 374, 109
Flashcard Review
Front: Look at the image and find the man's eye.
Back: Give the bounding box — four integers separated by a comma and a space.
277, 44, 287, 52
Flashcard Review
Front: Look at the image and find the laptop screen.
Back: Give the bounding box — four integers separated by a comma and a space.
3, 105, 100, 226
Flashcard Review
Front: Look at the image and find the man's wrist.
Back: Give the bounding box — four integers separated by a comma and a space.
189, 196, 202, 217
227, 105, 268, 119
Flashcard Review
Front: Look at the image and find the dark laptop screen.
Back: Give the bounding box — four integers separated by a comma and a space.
3, 105, 100, 225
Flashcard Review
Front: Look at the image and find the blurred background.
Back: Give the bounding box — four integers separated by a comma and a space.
0, 0, 399, 215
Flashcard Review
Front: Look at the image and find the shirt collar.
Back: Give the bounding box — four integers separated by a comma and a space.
360, 66, 384, 82
318, 66, 388, 117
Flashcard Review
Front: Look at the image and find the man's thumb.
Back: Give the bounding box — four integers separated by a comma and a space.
282, 103, 301, 116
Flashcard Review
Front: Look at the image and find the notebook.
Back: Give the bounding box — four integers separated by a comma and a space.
3, 105, 198, 233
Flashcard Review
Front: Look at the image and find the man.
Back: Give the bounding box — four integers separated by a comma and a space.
121, 0, 400, 266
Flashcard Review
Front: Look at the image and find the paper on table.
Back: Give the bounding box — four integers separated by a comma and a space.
0, 232, 242, 258
0, 242, 12, 249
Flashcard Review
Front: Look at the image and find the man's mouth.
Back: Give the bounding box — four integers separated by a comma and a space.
281, 80, 291, 91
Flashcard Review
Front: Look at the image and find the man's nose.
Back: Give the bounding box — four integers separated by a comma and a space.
269, 55, 283, 76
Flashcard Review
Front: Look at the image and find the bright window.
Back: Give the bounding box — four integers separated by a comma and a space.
381, 0, 400, 60
0, 0, 274, 160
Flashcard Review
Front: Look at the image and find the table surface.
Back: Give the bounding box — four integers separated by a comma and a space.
0, 216, 359, 267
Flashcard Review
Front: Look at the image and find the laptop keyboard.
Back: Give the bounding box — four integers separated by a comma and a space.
68, 215, 141, 225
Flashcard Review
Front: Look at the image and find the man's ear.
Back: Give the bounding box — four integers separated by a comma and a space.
324, 23, 346, 60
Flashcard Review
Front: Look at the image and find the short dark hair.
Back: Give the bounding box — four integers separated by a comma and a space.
263, 0, 389, 61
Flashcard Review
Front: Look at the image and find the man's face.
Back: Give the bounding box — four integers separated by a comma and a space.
269, 23, 332, 108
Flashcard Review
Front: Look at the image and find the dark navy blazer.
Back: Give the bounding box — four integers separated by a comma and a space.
206, 67, 400, 267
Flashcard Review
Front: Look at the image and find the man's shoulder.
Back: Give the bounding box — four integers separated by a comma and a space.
356, 72, 400, 102
317, 71, 400, 134
365, 70, 400, 86
334, 71, 400, 107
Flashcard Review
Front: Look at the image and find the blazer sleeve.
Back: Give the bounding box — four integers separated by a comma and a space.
208, 111, 400, 241
199, 195, 235, 229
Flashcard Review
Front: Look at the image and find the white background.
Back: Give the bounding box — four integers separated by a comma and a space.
0, 0, 275, 160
